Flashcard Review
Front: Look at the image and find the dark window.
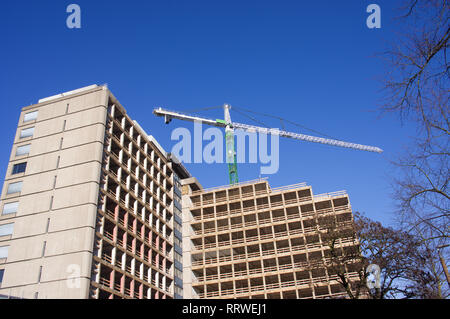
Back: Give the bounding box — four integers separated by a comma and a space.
37, 266, 42, 282
174, 213, 182, 226
174, 199, 182, 211
174, 244, 182, 255
174, 229, 182, 241
12, 162, 27, 175
174, 185, 182, 198
0, 269, 4, 284
174, 276, 183, 288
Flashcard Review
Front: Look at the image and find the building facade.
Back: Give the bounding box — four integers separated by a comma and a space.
0, 85, 189, 299
181, 179, 360, 299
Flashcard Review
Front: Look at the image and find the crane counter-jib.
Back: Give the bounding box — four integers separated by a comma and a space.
153, 107, 226, 128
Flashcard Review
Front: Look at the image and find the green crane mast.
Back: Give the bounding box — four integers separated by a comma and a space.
223, 104, 239, 184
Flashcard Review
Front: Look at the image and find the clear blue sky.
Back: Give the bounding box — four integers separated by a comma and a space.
0, 0, 417, 226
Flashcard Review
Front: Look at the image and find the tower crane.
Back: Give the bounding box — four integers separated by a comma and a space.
153, 105, 383, 185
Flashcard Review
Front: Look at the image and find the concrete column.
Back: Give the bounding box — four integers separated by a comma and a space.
162, 240, 166, 257
119, 148, 123, 164
120, 274, 125, 295
140, 224, 145, 241
109, 270, 115, 290
155, 271, 160, 289
110, 104, 116, 118
111, 247, 117, 265
131, 258, 135, 276
139, 283, 144, 299
139, 263, 144, 280
132, 237, 136, 256
130, 280, 135, 298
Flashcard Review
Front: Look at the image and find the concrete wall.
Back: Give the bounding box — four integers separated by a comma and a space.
0, 86, 108, 299
181, 178, 202, 299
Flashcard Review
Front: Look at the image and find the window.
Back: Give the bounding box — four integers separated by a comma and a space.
0, 246, 9, 259
174, 252, 182, 263
174, 213, 182, 226
174, 185, 182, 198
174, 229, 182, 241
174, 286, 183, 297
16, 144, 31, 156
0, 224, 13, 237
2, 202, 18, 215
174, 199, 182, 211
0, 269, 4, 285
20, 127, 34, 139
41, 241, 46, 257
37, 266, 43, 282
45, 218, 50, 233
174, 243, 182, 255
174, 173, 180, 184
174, 276, 183, 288
52, 175, 57, 189
7, 181, 23, 194
174, 237, 182, 248
23, 111, 38, 122
12, 162, 27, 175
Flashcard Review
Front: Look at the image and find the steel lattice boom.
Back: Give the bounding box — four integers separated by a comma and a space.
231, 122, 383, 153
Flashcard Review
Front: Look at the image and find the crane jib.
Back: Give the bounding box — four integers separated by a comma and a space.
153, 107, 383, 153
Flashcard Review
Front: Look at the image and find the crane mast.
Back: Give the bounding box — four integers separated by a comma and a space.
224, 104, 239, 185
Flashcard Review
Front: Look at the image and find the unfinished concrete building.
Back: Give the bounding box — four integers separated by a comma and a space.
0, 85, 188, 299
181, 179, 360, 299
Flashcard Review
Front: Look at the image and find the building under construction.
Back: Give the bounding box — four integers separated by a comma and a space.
0, 84, 365, 299
0, 85, 188, 299
181, 178, 361, 299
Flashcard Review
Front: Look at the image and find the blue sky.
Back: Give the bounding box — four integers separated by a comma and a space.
0, 1, 417, 226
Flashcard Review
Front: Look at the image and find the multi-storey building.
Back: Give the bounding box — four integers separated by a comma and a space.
0, 85, 189, 299
0, 84, 364, 300
181, 179, 360, 299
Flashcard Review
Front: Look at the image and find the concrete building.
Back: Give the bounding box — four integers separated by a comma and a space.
0, 84, 363, 300
181, 178, 361, 299
0, 85, 188, 299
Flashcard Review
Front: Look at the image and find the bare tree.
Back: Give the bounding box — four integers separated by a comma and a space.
380, 0, 449, 296
319, 212, 449, 298
356, 212, 449, 298
318, 214, 367, 299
